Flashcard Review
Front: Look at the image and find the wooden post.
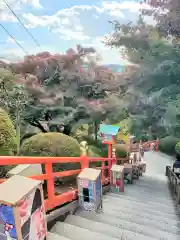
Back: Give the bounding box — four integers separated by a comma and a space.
101, 161, 105, 185
108, 143, 112, 158
177, 185, 180, 204
108, 143, 112, 179
45, 162, 54, 199
81, 155, 89, 169
156, 138, 159, 152
120, 170, 124, 192
165, 166, 170, 177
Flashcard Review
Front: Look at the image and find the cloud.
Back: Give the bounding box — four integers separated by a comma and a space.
22, 7, 92, 41
3, 0, 42, 9
101, 1, 151, 13
101, 1, 154, 24
20, 1, 154, 40
53, 28, 90, 41
0, 0, 42, 22
26, 0, 42, 9
0, 1, 155, 63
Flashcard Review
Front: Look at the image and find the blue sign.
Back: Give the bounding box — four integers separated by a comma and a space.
99, 124, 120, 136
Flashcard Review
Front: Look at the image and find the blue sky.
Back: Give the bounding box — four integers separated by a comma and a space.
0, 0, 152, 64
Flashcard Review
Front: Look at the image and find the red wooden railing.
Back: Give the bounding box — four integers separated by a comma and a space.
0, 140, 159, 212
143, 140, 159, 152
0, 155, 128, 212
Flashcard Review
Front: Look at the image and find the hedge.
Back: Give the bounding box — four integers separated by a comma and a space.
175, 142, 180, 155
113, 144, 128, 158
20, 132, 81, 183
159, 136, 179, 155
0, 108, 17, 156
82, 137, 128, 158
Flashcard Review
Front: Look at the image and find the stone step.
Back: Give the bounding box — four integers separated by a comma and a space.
117, 187, 173, 201
51, 222, 119, 240
125, 180, 170, 188
76, 208, 180, 235
75, 210, 180, 239
133, 177, 169, 186
133, 175, 168, 184
104, 194, 175, 214
47, 232, 71, 240
103, 203, 179, 225
65, 214, 157, 240
104, 198, 177, 219
106, 192, 174, 206
131, 182, 170, 194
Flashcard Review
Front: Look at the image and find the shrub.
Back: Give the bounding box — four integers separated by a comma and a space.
114, 144, 128, 158
0, 108, 17, 156
21, 132, 80, 157
159, 136, 179, 155
20, 132, 81, 183
88, 145, 102, 158
175, 142, 180, 155
88, 145, 102, 168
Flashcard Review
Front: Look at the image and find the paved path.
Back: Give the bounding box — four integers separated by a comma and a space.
49, 152, 180, 240
145, 151, 173, 180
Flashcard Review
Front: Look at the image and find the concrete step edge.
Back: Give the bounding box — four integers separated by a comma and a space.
51, 221, 120, 240
65, 214, 157, 240
104, 194, 175, 214
104, 203, 179, 223
123, 188, 173, 199
103, 200, 177, 217
76, 209, 180, 235
106, 192, 174, 206
47, 232, 71, 240
75, 210, 180, 238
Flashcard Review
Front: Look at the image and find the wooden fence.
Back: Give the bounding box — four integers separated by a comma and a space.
0, 155, 128, 211
166, 166, 180, 204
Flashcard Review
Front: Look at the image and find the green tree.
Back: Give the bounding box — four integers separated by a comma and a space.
0, 108, 17, 156
0, 71, 28, 153
104, 7, 180, 138
7, 48, 124, 142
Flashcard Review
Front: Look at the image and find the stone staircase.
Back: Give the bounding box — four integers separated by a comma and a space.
48, 152, 180, 240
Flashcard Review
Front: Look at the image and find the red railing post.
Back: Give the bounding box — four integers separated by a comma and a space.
45, 163, 54, 200
101, 161, 105, 185
81, 155, 89, 169
108, 144, 112, 181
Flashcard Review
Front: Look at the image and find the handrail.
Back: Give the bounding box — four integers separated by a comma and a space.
0, 155, 116, 211
143, 140, 159, 152
166, 166, 180, 204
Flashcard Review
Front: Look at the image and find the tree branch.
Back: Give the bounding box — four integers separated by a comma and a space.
26, 118, 48, 133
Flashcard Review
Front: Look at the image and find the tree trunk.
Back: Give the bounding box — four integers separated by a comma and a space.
15, 108, 21, 155
94, 121, 99, 141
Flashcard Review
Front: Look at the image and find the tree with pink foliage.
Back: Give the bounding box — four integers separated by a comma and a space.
0, 45, 122, 143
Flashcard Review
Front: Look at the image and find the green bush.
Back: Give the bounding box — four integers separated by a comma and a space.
0, 108, 17, 156
175, 142, 180, 155
20, 132, 81, 183
159, 136, 179, 155
88, 145, 102, 158
21, 132, 80, 157
114, 144, 128, 158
